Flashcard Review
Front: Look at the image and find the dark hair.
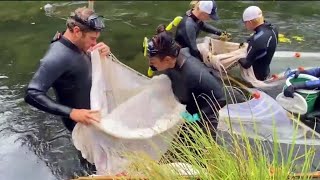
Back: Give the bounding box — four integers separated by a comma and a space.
151, 25, 180, 59
156, 24, 166, 34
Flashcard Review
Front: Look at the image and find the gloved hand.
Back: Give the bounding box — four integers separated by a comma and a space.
239, 42, 246, 48
219, 31, 231, 41
283, 85, 295, 98
181, 111, 200, 123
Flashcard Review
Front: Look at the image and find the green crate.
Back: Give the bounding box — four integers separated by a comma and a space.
286, 76, 319, 113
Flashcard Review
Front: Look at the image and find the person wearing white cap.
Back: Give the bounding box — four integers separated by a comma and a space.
238, 6, 279, 81
174, 0, 230, 61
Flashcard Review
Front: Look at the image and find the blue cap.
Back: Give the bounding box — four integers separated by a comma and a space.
210, 1, 219, 20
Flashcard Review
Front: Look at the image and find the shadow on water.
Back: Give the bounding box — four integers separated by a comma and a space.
0, 1, 320, 180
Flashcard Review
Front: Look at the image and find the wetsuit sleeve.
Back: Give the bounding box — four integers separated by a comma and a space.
199, 22, 222, 36
239, 37, 268, 69
291, 79, 320, 90
183, 21, 203, 61
305, 80, 320, 89
302, 67, 320, 77
24, 56, 73, 117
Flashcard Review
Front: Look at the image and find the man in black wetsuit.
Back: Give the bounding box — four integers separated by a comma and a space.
238, 6, 279, 81
175, 0, 230, 61
24, 7, 110, 174
145, 28, 226, 138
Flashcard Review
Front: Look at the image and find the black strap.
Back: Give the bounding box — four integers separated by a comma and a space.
186, 10, 201, 24
51, 31, 65, 43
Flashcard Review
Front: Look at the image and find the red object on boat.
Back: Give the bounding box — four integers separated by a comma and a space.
298, 66, 305, 71
252, 91, 261, 99
271, 74, 279, 79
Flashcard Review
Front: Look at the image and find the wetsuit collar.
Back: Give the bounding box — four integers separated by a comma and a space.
254, 21, 271, 32
59, 36, 83, 53
175, 49, 187, 69
186, 10, 201, 24
51, 31, 83, 53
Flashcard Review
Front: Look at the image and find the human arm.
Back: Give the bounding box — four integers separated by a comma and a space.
301, 68, 320, 77
24, 56, 73, 117
288, 67, 320, 78
199, 22, 222, 36
24, 56, 100, 124
284, 79, 320, 98
239, 38, 268, 69
181, 21, 203, 61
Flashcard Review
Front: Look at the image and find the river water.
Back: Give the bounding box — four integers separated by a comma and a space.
0, 1, 320, 179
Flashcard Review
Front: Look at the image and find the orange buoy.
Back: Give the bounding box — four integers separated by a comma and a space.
271, 74, 279, 80
252, 91, 261, 99
298, 66, 305, 71
295, 52, 301, 58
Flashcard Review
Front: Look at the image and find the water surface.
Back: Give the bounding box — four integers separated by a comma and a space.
0, 1, 320, 179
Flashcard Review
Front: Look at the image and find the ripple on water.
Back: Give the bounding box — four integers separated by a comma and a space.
0, 87, 93, 180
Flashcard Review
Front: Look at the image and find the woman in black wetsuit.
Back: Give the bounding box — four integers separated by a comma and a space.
175, 0, 230, 61
144, 26, 227, 138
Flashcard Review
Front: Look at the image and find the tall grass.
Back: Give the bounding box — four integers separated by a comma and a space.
124, 84, 319, 180
125, 121, 318, 180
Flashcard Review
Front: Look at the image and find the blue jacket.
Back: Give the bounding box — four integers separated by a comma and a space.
303, 67, 320, 89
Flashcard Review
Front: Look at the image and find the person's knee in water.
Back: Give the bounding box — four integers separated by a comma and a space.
175, 0, 230, 61
143, 25, 226, 138
238, 6, 279, 81
24, 7, 111, 173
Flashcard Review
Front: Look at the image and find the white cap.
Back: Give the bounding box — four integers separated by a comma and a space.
242, 6, 262, 22
198, 1, 219, 20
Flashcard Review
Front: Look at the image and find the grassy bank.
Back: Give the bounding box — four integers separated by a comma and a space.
125, 121, 318, 180
124, 83, 319, 179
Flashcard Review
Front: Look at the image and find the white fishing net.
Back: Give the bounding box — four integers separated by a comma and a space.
196, 38, 320, 143
72, 50, 186, 175
218, 89, 320, 144
197, 37, 285, 89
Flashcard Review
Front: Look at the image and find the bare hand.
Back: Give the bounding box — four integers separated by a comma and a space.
70, 109, 101, 125
91, 42, 111, 57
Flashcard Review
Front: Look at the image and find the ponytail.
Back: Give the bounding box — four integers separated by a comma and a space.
156, 24, 166, 34
151, 25, 181, 58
